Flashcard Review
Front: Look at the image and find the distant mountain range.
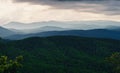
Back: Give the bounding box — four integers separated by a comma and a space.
2, 20, 120, 30
0, 27, 16, 38
19, 26, 68, 33
3, 29, 120, 40
1, 20, 120, 40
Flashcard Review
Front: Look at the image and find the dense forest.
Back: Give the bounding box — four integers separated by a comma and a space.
0, 36, 120, 73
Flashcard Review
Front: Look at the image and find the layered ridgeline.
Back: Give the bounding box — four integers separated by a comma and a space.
1, 26, 120, 40
0, 36, 120, 73
1, 21, 120, 40
5, 29, 120, 40
0, 27, 16, 38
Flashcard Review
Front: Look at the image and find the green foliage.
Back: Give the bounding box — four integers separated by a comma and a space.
0, 56, 23, 73
0, 36, 120, 73
106, 52, 120, 73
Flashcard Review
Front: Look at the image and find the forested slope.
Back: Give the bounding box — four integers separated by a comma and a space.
0, 36, 120, 73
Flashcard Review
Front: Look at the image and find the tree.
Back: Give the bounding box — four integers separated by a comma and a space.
0, 56, 23, 73
106, 52, 120, 73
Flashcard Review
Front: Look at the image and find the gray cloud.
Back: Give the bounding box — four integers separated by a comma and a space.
13, 0, 120, 15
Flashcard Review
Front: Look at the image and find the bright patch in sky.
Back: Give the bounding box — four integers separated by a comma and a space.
0, 0, 120, 25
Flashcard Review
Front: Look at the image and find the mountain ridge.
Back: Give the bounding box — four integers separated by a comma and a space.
0, 26, 16, 37
3, 20, 120, 30
0, 36, 120, 73
4, 29, 120, 40
1, 21, 120, 40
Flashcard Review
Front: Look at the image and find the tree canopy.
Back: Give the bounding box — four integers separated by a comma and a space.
106, 52, 120, 73
0, 56, 23, 73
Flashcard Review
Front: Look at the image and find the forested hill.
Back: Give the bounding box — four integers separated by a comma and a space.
0, 36, 120, 73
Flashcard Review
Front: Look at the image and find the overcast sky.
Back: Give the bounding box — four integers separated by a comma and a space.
0, 0, 120, 25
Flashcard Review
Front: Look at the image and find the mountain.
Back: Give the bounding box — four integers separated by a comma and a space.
106, 25, 120, 31
1, 20, 120, 40
0, 25, 67, 39
20, 26, 68, 33
3, 20, 120, 30
5, 29, 120, 40
0, 26, 17, 38
2, 21, 66, 30
1, 36, 120, 73
32, 26, 66, 31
